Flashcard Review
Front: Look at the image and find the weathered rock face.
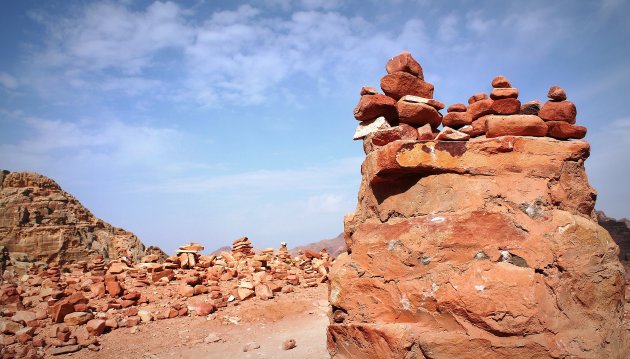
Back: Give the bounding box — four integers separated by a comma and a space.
329, 54, 627, 358
0, 170, 147, 265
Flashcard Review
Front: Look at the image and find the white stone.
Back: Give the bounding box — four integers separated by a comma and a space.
353, 117, 390, 140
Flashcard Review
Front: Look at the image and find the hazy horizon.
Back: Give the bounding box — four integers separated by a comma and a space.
1, 0, 629, 254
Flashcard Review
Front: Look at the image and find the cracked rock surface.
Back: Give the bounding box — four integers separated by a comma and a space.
327, 136, 628, 358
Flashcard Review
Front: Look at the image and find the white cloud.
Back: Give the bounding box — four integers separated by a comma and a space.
0, 113, 179, 173
31, 1, 192, 74
0, 72, 18, 89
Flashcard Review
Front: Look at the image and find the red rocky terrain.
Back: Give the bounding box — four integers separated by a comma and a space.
329, 52, 629, 358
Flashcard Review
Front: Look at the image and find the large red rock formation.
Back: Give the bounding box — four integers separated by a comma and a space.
0, 170, 149, 265
329, 54, 628, 358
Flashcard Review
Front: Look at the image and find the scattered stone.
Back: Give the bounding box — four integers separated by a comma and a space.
282, 338, 297, 350
63, 312, 94, 326
48, 344, 81, 356
243, 341, 261, 352
204, 332, 221, 344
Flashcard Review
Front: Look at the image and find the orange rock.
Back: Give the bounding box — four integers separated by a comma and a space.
395, 100, 442, 128
353, 94, 398, 122
485, 115, 548, 138
380, 72, 434, 100
490, 87, 519, 99
385, 51, 424, 79
491, 75, 511, 88
446, 103, 467, 112
371, 124, 418, 146
467, 98, 494, 120
491, 98, 521, 115
442, 112, 472, 128
468, 92, 488, 104
547, 85, 567, 101
254, 284, 274, 300
538, 101, 577, 123
546, 121, 587, 140
86, 319, 105, 336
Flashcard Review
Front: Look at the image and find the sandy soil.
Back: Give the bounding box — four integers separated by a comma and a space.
71, 286, 330, 359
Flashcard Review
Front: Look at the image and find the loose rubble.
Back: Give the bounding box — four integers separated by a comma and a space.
0, 238, 333, 358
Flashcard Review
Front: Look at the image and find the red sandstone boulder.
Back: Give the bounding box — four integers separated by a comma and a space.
467, 99, 495, 120
442, 112, 472, 128
360, 86, 379, 96
105, 281, 122, 297
447, 103, 467, 112
255, 284, 274, 300
416, 124, 435, 141
380, 72, 434, 100
485, 115, 548, 138
490, 87, 519, 99
396, 100, 442, 128
371, 124, 418, 146
435, 127, 470, 141
520, 100, 542, 115
386, 51, 424, 78
353, 94, 398, 122
538, 101, 577, 123
86, 319, 106, 336
547, 85, 567, 101
491, 75, 511, 88
468, 93, 488, 104
546, 121, 587, 140
491, 98, 521, 115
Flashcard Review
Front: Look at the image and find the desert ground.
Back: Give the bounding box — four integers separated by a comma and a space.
77, 286, 329, 359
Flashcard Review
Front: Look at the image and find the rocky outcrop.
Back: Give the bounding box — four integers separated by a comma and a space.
0, 170, 148, 265
328, 53, 628, 358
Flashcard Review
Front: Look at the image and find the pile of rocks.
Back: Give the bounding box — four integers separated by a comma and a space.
450, 77, 587, 139
330, 52, 627, 358
176, 243, 204, 269
231, 237, 254, 259
0, 240, 333, 358
353, 52, 588, 152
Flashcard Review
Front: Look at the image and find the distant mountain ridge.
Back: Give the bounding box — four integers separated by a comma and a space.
597, 210, 630, 261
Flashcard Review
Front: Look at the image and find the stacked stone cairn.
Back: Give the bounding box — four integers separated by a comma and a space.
354, 51, 587, 150
176, 243, 204, 269
231, 237, 255, 259
0, 239, 333, 358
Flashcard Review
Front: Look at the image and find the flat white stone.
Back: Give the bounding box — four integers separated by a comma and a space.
353, 116, 390, 140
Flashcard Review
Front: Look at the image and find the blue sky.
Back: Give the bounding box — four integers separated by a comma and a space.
1, 0, 629, 254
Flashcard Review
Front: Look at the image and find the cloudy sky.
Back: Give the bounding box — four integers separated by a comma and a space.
1, 0, 629, 254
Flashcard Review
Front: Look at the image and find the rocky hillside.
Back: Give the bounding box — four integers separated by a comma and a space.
290, 234, 346, 258
0, 170, 151, 265
598, 210, 630, 261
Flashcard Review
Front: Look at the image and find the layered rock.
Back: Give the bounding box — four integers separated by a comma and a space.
598, 211, 630, 261
329, 54, 628, 358
0, 170, 148, 265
